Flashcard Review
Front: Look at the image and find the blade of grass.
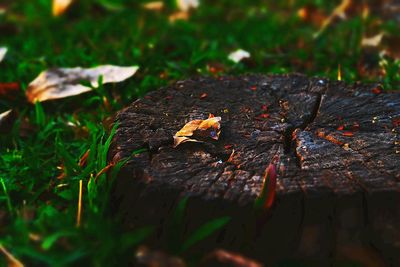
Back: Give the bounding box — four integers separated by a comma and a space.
76, 179, 83, 227
34, 102, 46, 126
168, 196, 189, 253
41, 231, 76, 250
120, 226, 154, 250
179, 216, 231, 254
0, 177, 13, 215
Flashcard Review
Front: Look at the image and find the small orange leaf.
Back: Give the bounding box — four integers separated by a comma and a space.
342, 131, 354, 137
224, 144, 233, 150
200, 93, 208, 99
372, 87, 382, 95
143, 1, 164, 11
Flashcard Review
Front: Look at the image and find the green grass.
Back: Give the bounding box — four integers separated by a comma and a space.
0, 0, 399, 266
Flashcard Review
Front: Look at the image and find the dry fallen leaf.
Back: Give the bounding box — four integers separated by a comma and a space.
0, 244, 24, 267
169, 11, 189, 22
0, 47, 7, 63
0, 6, 6, 15
177, 0, 199, 12
26, 65, 138, 103
52, 0, 74, 16
143, 1, 164, 11
228, 49, 250, 63
0, 109, 16, 133
362, 32, 385, 47
169, 0, 199, 22
314, 0, 352, 38
175, 119, 203, 137
200, 249, 263, 267
173, 114, 221, 147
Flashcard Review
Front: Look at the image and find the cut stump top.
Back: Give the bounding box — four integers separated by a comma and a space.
109, 74, 400, 263
111, 74, 399, 201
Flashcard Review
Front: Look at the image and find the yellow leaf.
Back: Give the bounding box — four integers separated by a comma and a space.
52, 0, 74, 17
143, 1, 164, 11
198, 116, 221, 140
314, 0, 351, 38
173, 115, 221, 148
174, 120, 202, 137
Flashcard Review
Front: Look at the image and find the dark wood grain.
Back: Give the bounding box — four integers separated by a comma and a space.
109, 74, 400, 266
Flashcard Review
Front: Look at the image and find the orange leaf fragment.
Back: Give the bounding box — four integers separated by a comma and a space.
342, 131, 354, 137
200, 93, 208, 99
224, 144, 233, 150
143, 1, 164, 11
372, 87, 382, 95
169, 11, 189, 22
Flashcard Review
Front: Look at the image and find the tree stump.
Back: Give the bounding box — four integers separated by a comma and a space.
109, 74, 400, 266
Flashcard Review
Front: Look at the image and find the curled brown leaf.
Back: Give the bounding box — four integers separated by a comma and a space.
173, 114, 221, 147
26, 65, 138, 103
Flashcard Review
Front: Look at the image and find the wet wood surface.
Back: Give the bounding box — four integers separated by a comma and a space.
109, 74, 400, 266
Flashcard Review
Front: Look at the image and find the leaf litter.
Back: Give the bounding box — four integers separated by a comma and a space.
0, 47, 7, 62
169, 0, 199, 22
228, 49, 250, 63
26, 65, 139, 103
52, 0, 74, 17
177, 0, 199, 12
